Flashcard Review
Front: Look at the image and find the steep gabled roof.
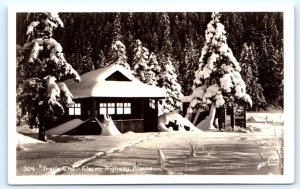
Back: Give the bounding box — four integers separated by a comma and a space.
64, 64, 166, 99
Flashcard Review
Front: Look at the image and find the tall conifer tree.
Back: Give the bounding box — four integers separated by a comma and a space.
239, 43, 266, 110
187, 12, 252, 129
17, 12, 80, 140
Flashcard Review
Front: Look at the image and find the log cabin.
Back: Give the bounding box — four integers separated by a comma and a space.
46, 64, 166, 135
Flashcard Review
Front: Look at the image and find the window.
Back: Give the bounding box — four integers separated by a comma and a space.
99, 103, 107, 115
99, 102, 131, 115
69, 103, 81, 115
99, 103, 115, 115
116, 103, 123, 114
107, 103, 115, 114
124, 103, 131, 114
105, 71, 131, 81
149, 99, 156, 109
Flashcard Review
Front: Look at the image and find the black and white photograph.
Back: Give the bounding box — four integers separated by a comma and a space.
8, 3, 295, 185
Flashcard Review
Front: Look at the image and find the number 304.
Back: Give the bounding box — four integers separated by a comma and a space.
23, 166, 35, 172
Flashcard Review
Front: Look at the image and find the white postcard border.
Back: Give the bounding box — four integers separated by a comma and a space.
7, 3, 295, 185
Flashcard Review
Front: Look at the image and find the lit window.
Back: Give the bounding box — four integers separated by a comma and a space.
124, 103, 131, 114
99, 102, 131, 115
99, 103, 107, 115
117, 103, 124, 114
107, 103, 115, 114
69, 103, 81, 115
149, 99, 156, 109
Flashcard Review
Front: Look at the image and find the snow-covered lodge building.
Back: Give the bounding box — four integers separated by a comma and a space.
47, 65, 165, 135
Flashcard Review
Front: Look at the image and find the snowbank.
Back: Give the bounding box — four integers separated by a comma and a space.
17, 133, 46, 145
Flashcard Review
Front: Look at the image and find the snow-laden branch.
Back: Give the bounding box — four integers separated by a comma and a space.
58, 82, 73, 107
44, 75, 64, 114
26, 12, 64, 37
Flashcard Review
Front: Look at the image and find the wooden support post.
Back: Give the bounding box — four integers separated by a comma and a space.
154, 99, 159, 132
244, 104, 247, 128
230, 106, 235, 130
38, 124, 46, 141
92, 99, 97, 119
38, 104, 47, 141
224, 108, 227, 129
217, 107, 223, 130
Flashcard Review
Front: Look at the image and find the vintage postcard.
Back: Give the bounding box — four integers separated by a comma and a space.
8, 3, 294, 185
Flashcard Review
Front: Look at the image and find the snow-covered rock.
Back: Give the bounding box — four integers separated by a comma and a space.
158, 112, 202, 132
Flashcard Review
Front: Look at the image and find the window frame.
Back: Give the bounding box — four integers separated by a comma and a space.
69, 103, 81, 116
99, 103, 107, 115
123, 102, 131, 114
99, 102, 131, 115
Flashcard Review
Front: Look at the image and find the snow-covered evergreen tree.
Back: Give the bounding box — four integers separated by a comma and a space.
256, 29, 283, 110
17, 12, 80, 141
112, 13, 123, 42
16, 45, 25, 126
107, 40, 130, 69
179, 37, 199, 96
187, 12, 252, 129
158, 13, 173, 55
132, 40, 161, 86
156, 13, 183, 114
124, 12, 136, 65
259, 37, 282, 108
147, 52, 161, 86
239, 43, 266, 110
172, 15, 182, 61
132, 39, 150, 82
277, 45, 284, 108
80, 41, 95, 73
94, 50, 107, 69
159, 55, 183, 114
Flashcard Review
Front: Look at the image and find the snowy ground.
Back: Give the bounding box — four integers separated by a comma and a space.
16, 112, 284, 176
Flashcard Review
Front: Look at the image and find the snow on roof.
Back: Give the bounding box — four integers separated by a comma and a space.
64, 64, 166, 99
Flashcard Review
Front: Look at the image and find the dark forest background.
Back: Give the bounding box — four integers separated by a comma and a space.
16, 12, 284, 110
